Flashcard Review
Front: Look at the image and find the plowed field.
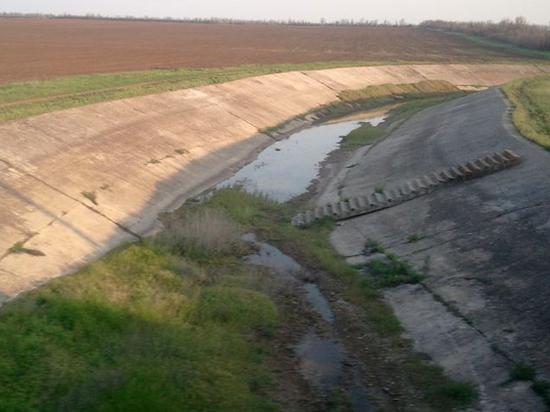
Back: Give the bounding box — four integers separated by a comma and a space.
0, 18, 536, 82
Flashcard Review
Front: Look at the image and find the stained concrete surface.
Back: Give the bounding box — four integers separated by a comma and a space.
328, 88, 550, 411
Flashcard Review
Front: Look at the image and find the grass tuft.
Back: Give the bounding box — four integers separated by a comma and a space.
365, 239, 385, 254
366, 255, 423, 287
408, 233, 420, 243
81, 190, 98, 205
511, 361, 537, 381
7, 241, 26, 254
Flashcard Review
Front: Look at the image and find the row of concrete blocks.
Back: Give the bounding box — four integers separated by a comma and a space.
291, 149, 522, 227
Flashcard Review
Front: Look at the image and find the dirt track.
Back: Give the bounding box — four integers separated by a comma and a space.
0, 18, 539, 83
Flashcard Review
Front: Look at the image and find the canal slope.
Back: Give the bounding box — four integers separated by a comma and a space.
0, 64, 548, 302
327, 88, 550, 411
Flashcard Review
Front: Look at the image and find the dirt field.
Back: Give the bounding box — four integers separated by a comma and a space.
0, 18, 538, 83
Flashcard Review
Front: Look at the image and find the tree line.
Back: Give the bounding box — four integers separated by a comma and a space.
0, 12, 411, 27
420, 18, 550, 51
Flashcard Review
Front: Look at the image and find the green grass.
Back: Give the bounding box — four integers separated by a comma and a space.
365, 239, 386, 254
0, 61, 411, 124
507, 361, 550, 407
366, 254, 423, 287
7, 241, 27, 254
502, 74, 550, 149
81, 190, 98, 205
408, 233, 420, 243
0, 216, 278, 411
511, 362, 537, 381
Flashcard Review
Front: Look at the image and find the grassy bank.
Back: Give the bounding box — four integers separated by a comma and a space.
0, 60, 407, 124
502, 74, 550, 149
0, 210, 279, 412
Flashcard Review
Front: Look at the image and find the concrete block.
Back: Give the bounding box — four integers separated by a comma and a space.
458, 164, 474, 178
348, 197, 360, 212
450, 167, 465, 179
493, 152, 509, 165
339, 201, 350, 216
331, 202, 342, 217
314, 207, 324, 219
366, 194, 378, 208
357, 196, 369, 209
434, 171, 448, 183
374, 192, 388, 205
503, 149, 521, 164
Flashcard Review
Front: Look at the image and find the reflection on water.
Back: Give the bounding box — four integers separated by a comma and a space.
217, 115, 386, 202
242, 233, 302, 275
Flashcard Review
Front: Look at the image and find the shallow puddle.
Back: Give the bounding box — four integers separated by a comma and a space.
293, 331, 343, 392
303, 283, 334, 324
217, 115, 386, 202
243, 234, 373, 410
242, 233, 302, 275
243, 234, 335, 323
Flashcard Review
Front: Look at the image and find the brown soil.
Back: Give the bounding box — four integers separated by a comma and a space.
0, 18, 535, 83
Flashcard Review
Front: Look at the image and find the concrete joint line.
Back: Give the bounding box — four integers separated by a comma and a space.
292, 149, 522, 227
300, 71, 339, 92
225, 109, 263, 133
410, 66, 430, 81
0, 158, 141, 240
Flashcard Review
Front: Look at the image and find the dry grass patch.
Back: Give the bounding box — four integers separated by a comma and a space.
156, 208, 250, 260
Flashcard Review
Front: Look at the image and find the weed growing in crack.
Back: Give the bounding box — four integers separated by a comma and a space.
408, 233, 420, 243
365, 239, 385, 254
511, 362, 536, 381
81, 190, 98, 205
366, 253, 423, 287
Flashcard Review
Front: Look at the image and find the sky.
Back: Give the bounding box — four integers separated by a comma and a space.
1, 0, 549, 25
